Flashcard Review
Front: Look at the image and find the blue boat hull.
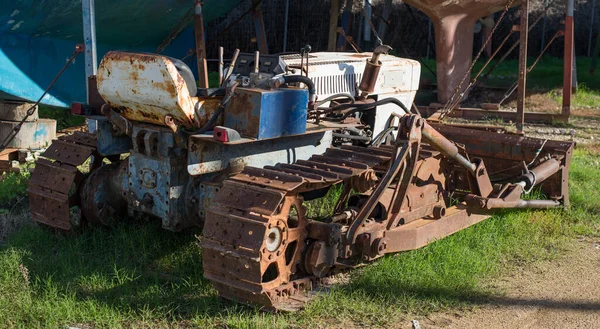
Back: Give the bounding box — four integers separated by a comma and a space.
0, 0, 241, 107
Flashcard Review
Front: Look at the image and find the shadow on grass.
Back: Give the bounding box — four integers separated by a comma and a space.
0, 216, 522, 322
2, 207, 598, 327
4, 218, 253, 321
2, 147, 599, 326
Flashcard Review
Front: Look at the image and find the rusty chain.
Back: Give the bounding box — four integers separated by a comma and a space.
361, 0, 383, 46
438, 0, 516, 120
0, 47, 83, 153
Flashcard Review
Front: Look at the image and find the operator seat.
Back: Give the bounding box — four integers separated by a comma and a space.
97, 51, 218, 129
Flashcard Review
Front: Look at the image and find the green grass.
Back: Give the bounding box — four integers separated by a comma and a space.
0, 147, 599, 328
0, 169, 30, 205
549, 83, 600, 108
420, 57, 600, 108
421, 57, 600, 91
38, 106, 85, 131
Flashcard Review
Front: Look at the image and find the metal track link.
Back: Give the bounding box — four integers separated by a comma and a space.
202, 146, 392, 311
27, 132, 98, 230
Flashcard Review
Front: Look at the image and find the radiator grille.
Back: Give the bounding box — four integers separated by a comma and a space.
312, 73, 363, 97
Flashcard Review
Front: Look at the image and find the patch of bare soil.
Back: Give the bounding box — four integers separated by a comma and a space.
411, 238, 600, 329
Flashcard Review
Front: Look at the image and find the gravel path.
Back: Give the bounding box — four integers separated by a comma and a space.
414, 238, 600, 329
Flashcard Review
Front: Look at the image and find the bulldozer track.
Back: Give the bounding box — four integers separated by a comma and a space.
202, 145, 394, 311
28, 132, 99, 230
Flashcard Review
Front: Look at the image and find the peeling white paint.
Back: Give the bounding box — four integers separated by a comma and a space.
7, 20, 15, 25
10, 10, 20, 17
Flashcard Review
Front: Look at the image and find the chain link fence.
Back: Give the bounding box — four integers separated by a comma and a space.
200, 0, 598, 61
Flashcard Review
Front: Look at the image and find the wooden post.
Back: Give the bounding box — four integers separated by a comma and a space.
516, 0, 528, 134
194, 1, 209, 88
328, 0, 340, 51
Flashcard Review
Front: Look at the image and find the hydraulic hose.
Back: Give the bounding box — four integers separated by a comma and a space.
275, 75, 316, 103
315, 93, 355, 107
320, 97, 410, 122
343, 98, 409, 118
187, 82, 238, 135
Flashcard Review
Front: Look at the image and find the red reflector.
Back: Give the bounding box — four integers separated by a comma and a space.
71, 102, 84, 115
213, 127, 229, 142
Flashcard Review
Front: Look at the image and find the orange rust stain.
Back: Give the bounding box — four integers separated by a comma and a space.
130, 67, 139, 82
203, 98, 224, 123
350, 53, 371, 58
226, 92, 253, 116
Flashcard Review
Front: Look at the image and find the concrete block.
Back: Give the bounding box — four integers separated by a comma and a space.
0, 102, 39, 122
0, 119, 56, 149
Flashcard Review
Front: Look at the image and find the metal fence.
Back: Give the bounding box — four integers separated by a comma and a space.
202, 0, 598, 60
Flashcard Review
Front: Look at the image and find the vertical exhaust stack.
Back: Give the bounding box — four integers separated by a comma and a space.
359, 45, 392, 98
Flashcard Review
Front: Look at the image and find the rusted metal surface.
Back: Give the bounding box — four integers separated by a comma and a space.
516, 0, 529, 133
29, 109, 574, 311
194, 1, 209, 89
27, 132, 101, 230
87, 75, 106, 113
101, 104, 133, 136
422, 122, 476, 173
203, 113, 572, 311
97, 51, 222, 129
80, 161, 128, 226
562, 5, 574, 119
420, 106, 569, 124
359, 60, 381, 95
202, 142, 392, 310
402, 0, 522, 103
187, 130, 332, 176
359, 45, 392, 96
385, 205, 489, 252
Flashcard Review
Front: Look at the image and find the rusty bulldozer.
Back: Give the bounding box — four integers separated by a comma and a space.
27, 46, 573, 311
